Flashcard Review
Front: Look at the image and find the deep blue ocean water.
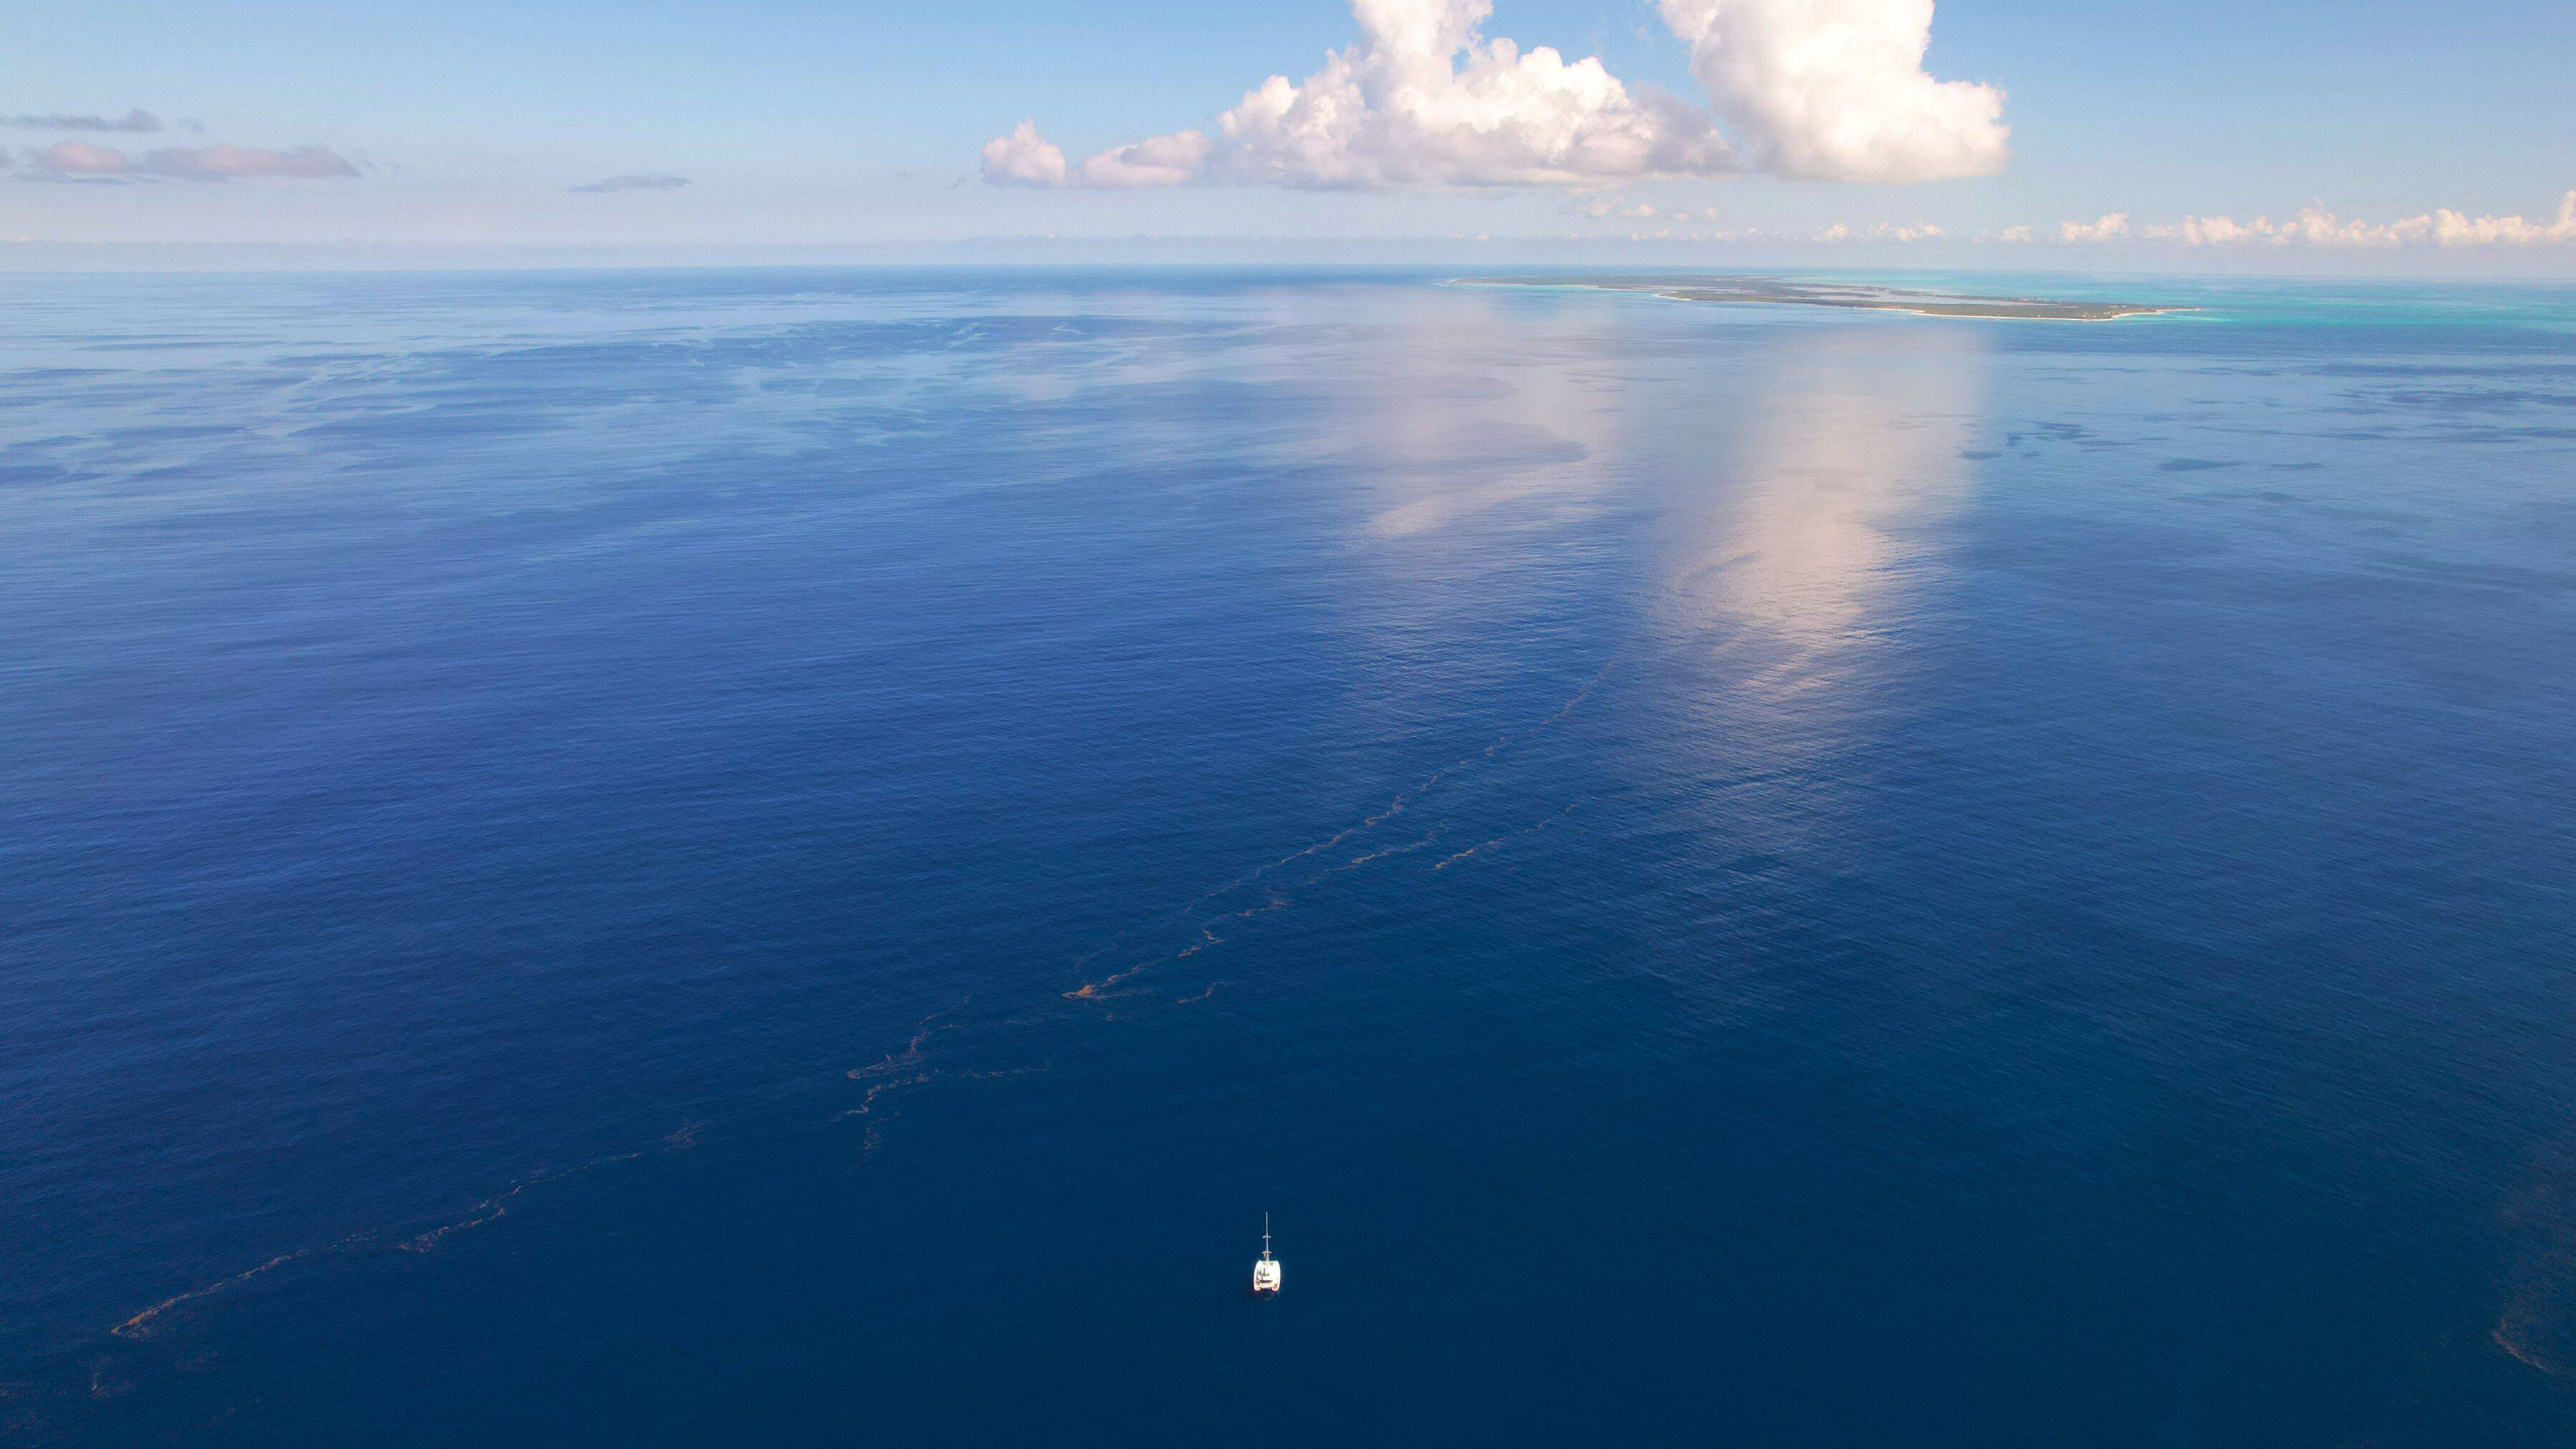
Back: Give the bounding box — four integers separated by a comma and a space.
6, 267, 2576, 1445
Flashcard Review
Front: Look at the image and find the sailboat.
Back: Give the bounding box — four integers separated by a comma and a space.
1252, 1213, 1282, 1294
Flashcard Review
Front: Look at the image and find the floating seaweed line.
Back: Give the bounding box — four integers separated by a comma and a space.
1065, 892, 1287, 1000
1431, 800, 1583, 872
90, 646, 1625, 1390
111, 1246, 356, 1342
1061, 655, 1607, 969
109, 1123, 701, 1342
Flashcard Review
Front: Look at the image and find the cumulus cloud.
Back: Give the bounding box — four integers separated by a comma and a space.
1657, 0, 2008, 182
570, 172, 691, 193
987, 0, 1733, 189
2140, 214, 2253, 246
981, 119, 1069, 187
2059, 210, 2129, 242
989, 0, 2005, 191
2102, 193, 2576, 248
2426, 194, 2576, 245
21, 140, 360, 181
1075, 130, 1217, 187
4, 108, 162, 133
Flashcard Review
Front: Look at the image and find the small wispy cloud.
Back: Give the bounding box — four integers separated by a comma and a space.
1811, 220, 1941, 241
569, 172, 691, 193
4, 108, 162, 133
145, 144, 359, 180
19, 140, 361, 181
23, 140, 134, 176
2059, 210, 2130, 243
1568, 196, 1729, 223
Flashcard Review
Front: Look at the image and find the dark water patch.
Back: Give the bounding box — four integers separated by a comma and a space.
6, 268, 2576, 1446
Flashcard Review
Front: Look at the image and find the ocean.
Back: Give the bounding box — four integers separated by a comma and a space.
5, 266, 2575, 1445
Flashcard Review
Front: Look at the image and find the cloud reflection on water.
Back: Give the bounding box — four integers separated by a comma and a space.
1662, 323, 1989, 686
1631, 321, 1994, 868
1331, 291, 1627, 540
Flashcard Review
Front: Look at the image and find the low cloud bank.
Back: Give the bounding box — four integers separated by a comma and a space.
2035, 194, 2576, 248
2142, 195, 2576, 247
1573, 195, 2576, 248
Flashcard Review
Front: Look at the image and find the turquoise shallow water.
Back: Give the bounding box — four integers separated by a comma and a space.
5, 267, 2576, 1445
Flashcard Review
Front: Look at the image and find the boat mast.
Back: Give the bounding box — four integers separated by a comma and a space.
1262, 1212, 1272, 1261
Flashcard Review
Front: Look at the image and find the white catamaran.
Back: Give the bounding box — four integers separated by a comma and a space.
1252, 1214, 1282, 1294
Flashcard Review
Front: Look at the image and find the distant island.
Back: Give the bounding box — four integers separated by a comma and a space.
1453, 275, 2189, 321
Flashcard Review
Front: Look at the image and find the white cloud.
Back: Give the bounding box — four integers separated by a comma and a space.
1995, 223, 2033, 242
989, 0, 2006, 190
1073, 130, 1216, 188
987, 0, 1735, 189
2140, 214, 2251, 245
982, 119, 1215, 188
1657, 0, 2008, 182
981, 119, 1068, 187
2430, 195, 2576, 244
1815, 220, 1944, 241
2059, 210, 2129, 242
2116, 192, 2576, 248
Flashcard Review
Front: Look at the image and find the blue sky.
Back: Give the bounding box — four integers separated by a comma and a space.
7, 0, 2575, 268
